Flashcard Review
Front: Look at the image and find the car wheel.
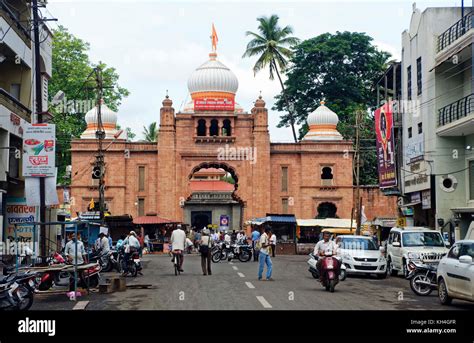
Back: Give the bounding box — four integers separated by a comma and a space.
402, 259, 409, 278
438, 278, 452, 305
377, 271, 387, 279
388, 258, 398, 276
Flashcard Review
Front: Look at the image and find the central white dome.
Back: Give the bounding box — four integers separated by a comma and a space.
187, 54, 239, 95
307, 103, 339, 126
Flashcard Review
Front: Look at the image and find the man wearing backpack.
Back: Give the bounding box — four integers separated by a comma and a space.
257, 227, 273, 281
199, 228, 213, 275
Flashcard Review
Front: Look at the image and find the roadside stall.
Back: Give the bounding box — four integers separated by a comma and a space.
296, 218, 356, 254
246, 214, 297, 254
132, 215, 180, 253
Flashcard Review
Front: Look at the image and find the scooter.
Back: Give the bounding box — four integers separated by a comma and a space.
406, 260, 438, 296
320, 250, 341, 292
0, 271, 38, 310
37, 252, 69, 291
307, 253, 346, 281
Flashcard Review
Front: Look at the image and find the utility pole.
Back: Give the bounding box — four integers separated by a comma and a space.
93, 67, 106, 221
32, 0, 46, 255
354, 109, 363, 235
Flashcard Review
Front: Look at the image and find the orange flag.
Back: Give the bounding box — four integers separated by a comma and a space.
211, 23, 218, 52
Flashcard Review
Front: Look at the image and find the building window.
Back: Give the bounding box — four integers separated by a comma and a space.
138, 198, 145, 216
197, 119, 206, 136
10, 84, 20, 101
138, 166, 145, 191
321, 166, 334, 186
408, 127, 412, 138
407, 65, 412, 101
469, 160, 474, 200
210, 119, 219, 136
418, 122, 422, 134
222, 119, 231, 136
282, 198, 289, 214
316, 202, 337, 219
281, 166, 288, 192
416, 57, 422, 96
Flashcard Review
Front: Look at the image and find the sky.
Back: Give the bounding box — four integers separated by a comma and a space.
46, 0, 464, 142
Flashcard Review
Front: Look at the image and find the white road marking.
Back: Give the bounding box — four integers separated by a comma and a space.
73, 301, 89, 310
237, 272, 245, 278
232, 266, 238, 270
229, 262, 234, 265
245, 282, 255, 289
256, 296, 272, 309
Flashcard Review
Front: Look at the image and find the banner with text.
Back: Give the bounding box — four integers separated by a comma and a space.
22, 124, 56, 177
375, 102, 397, 188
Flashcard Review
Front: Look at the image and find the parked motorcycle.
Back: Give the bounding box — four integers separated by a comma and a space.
38, 252, 69, 291
307, 253, 346, 281
211, 242, 228, 263
227, 243, 252, 262
406, 260, 438, 296
0, 271, 38, 310
90, 249, 119, 273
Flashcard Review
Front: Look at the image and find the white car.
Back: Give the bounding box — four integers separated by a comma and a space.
437, 240, 474, 305
386, 227, 449, 277
337, 235, 387, 278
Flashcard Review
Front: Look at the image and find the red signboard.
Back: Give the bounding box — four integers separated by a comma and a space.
194, 98, 234, 111
375, 101, 397, 188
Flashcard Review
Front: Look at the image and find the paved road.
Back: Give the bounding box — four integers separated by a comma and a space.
31, 254, 474, 311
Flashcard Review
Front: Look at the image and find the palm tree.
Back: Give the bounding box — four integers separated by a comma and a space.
243, 14, 300, 142
143, 122, 158, 142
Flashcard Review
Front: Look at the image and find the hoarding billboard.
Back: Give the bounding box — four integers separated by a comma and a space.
375, 102, 397, 188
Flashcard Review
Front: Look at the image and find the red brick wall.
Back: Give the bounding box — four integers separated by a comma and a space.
358, 186, 398, 220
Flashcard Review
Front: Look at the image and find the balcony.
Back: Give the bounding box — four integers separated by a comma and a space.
437, 12, 474, 53
437, 93, 474, 136
0, 88, 31, 122
0, 2, 31, 46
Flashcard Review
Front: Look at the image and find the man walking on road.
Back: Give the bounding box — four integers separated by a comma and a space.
170, 224, 186, 272
251, 228, 261, 261
257, 228, 273, 281
199, 228, 213, 276
270, 232, 276, 258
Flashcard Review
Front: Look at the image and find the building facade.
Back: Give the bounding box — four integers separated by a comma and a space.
0, 1, 52, 241
70, 37, 397, 235
400, 5, 474, 239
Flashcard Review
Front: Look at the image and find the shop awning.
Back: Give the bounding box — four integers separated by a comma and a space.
373, 217, 397, 227
450, 207, 474, 213
297, 218, 356, 228
247, 214, 296, 225
133, 216, 178, 225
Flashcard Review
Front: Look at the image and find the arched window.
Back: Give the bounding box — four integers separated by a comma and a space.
316, 202, 338, 219
197, 119, 206, 136
210, 119, 219, 136
321, 167, 333, 185
222, 119, 231, 136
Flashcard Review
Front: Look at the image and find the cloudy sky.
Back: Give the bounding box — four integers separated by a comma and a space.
47, 0, 462, 141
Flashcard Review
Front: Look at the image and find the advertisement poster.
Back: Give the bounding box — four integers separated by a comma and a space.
375, 102, 397, 188
4, 198, 38, 244
219, 214, 229, 231
194, 98, 234, 111
22, 124, 56, 177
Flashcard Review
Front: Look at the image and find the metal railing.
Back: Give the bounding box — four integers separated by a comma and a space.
438, 93, 474, 127
0, 88, 31, 121
437, 12, 474, 52
0, 2, 31, 44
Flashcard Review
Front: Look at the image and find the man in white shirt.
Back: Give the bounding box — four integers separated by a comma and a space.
65, 233, 87, 265
224, 232, 232, 244
258, 228, 273, 281
314, 231, 338, 281
122, 231, 141, 275
269, 232, 277, 257
170, 225, 186, 272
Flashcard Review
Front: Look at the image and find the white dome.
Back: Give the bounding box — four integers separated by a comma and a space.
187, 54, 238, 95
307, 103, 339, 126
81, 100, 119, 139
84, 102, 117, 126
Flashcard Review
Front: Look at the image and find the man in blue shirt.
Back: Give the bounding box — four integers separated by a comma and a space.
251, 228, 261, 262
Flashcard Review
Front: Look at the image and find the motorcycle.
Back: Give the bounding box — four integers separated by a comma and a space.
0, 271, 38, 310
120, 247, 142, 277
37, 252, 69, 291
90, 249, 119, 273
211, 242, 228, 263
227, 242, 252, 262
406, 260, 438, 296
307, 253, 346, 281
318, 250, 342, 292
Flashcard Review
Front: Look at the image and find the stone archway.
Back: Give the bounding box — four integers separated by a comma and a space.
188, 161, 239, 191
316, 202, 338, 219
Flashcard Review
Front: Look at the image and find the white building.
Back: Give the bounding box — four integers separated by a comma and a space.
0, 1, 52, 241
401, 4, 473, 240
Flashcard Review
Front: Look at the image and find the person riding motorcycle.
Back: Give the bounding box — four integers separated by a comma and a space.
314, 231, 338, 281
122, 231, 140, 276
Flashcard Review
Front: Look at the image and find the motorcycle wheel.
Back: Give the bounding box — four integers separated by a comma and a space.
311, 272, 319, 279
88, 275, 100, 288
211, 251, 221, 263
339, 269, 347, 282
38, 278, 53, 291
102, 260, 113, 273
410, 274, 433, 296
129, 263, 138, 277
325, 283, 330, 291
329, 279, 336, 293
16, 287, 34, 311
238, 250, 251, 262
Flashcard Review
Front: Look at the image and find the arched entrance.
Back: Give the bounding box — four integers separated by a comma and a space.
183, 162, 243, 232
316, 202, 338, 219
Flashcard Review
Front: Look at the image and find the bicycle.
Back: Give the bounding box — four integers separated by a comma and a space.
172, 250, 182, 276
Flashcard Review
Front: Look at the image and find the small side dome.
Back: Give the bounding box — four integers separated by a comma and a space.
81, 100, 119, 139
303, 101, 343, 141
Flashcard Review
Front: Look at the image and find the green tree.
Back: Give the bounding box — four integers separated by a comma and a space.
49, 25, 130, 183
243, 14, 300, 142
142, 122, 158, 142
273, 31, 391, 185
116, 124, 136, 141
